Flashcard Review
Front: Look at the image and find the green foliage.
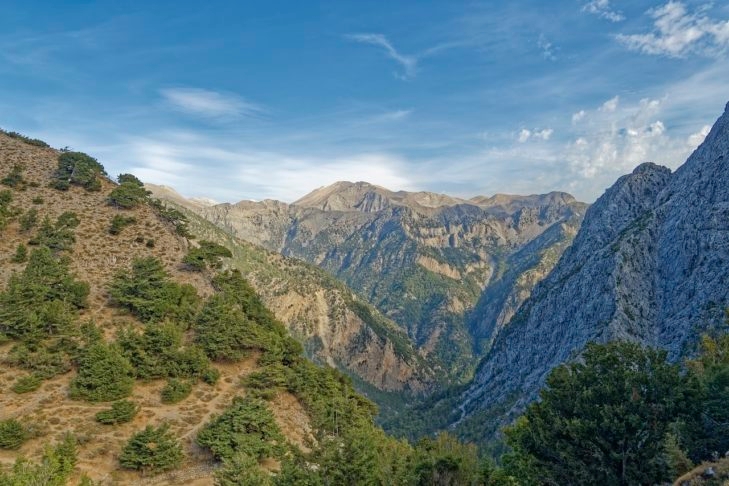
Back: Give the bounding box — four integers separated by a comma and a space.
0, 420, 26, 450
10, 244, 26, 263
11, 374, 42, 394
160, 378, 192, 404
0, 247, 88, 342
117, 173, 143, 187
108, 182, 150, 209
70, 342, 135, 402
51, 151, 106, 192
6, 342, 75, 379
0, 189, 16, 231
28, 212, 80, 252
215, 452, 272, 486
0, 129, 49, 148
95, 400, 139, 425
197, 396, 285, 461
119, 423, 183, 474
19, 208, 37, 232
1, 164, 24, 188
503, 341, 697, 485
411, 433, 485, 486
109, 214, 137, 235
183, 240, 232, 271
117, 321, 214, 381
0, 434, 77, 486
109, 257, 200, 324
150, 199, 191, 237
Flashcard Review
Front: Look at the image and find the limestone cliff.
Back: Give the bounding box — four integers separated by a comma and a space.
455, 102, 729, 430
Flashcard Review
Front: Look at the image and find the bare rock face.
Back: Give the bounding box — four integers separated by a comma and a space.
455, 102, 729, 429
153, 182, 586, 384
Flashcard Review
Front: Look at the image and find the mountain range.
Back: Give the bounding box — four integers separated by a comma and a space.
149, 181, 587, 384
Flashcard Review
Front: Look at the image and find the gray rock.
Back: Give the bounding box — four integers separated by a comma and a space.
455, 102, 729, 431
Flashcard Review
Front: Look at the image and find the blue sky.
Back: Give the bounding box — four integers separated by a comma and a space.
1, 0, 728, 203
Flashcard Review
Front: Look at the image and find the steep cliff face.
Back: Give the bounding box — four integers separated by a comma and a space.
456, 102, 729, 428
151, 183, 586, 382
161, 202, 433, 393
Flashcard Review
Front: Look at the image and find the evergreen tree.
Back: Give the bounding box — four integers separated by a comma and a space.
119, 424, 183, 474
70, 342, 134, 402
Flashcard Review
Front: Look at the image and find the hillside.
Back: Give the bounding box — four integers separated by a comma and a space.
450, 102, 729, 439
149, 182, 587, 382
0, 132, 466, 485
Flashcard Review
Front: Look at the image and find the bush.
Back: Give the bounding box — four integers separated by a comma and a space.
117, 173, 144, 187
0, 419, 26, 450
95, 400, 139, 425
109, 215, 137, 235
70, 342, 135, 402
0, 129, 49, 148
51, 151, 106, 192
11, 374, 42, 394
160, 379, 192, 404
0, 247, 88, 341
19, 208, 38, 232
119, 424, 183, 474
31, 196, 44, 205
109, 257, 200, 324
0, 434, 77, 485
196, 396, 285, 461
10, 243, 27, 263
182, 241, 232, 271
1, 164, 24, 188
108, 183, 150, 209
28, 212, 80, 252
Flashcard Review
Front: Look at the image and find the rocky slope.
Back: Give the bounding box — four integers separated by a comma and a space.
149, 182, 587, 381
167, 202, 433, 394
454, 102, 729, 432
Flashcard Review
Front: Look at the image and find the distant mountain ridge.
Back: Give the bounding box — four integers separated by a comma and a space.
452, 102, 729, 435
148, 181, 587, 382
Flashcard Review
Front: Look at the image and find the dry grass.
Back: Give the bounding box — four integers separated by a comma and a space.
675, 457, 729, 485
0, 134, 313, 484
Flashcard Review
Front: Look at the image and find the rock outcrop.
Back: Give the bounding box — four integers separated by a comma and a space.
455, 102, 729, 429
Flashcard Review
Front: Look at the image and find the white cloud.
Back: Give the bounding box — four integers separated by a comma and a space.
537, 34, 557, 61
616, 1, 729, 58
160, 88, 264, 119
572, 110, 587, 124
687, 124, 711, 147
346, 33, 418, 79
369, 109, 413, 123
517, 127, 552, 142
600, 95, 620, 112
582, 0, 625, 22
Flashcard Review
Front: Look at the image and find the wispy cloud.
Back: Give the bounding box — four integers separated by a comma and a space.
582, 0, 625, 22
537, 34, 557, 61
160, 88, 265, 120
517, 127, 554, 143
616, 2, 729, 57
345, 33, 417, 79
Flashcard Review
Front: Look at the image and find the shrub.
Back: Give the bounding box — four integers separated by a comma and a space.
160, 379, 192, 404
109, 257, 200, 324
196, 396, 285, 461
19, 208, 38, 232
119, 423, 183, 474
51, 151, 106, 191
0, 247, 88, 341
0, 129, 49, 148
28, 212, 80, 252
0, 434, 77, 485
11, 374, 42, 394
117, 173, 143, 186
0, 419, 26, 450
31, 196, 44, 205
108, 183, 150, 209
10, 243, 27, 263
1, 164, 24, 188
182, 241, 232, 271
70, 342, 135, 402
109, 215, 137, 235
95, 400, 139, 425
